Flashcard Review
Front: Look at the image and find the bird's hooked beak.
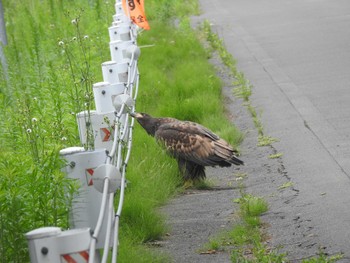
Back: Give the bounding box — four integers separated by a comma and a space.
129, 112, 143, 119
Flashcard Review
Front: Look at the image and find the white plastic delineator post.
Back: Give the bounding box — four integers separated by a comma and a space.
114, 1, 124, 16
101, 61, 129, 84
125, 44, 141, 60
59, 147, 115, 249
26, 1, 141, 262
76, 110, 116, 151
109, 40, 135, 63
108, 24, 132, 42
92, 82, 125, 113
93, 164, 121, 193
112, 14, 130, 26
113, 93, 134, 113
26, 227, 100, 263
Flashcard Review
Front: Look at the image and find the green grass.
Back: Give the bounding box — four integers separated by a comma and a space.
0, 0, 243, 262
257, 135, 279, 147
203, 191, 343, 262
268, 153, 283, 159
202, 192, 286, 262
235, 194, 268, 225
233, 72, 252, 102
301, 252, 344, 263
278, 181, 294, 190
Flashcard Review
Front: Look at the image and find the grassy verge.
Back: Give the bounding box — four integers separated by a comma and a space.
0, 1, 242, 262
118, 6, 243, 261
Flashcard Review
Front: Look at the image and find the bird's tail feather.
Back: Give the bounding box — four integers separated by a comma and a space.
214, 140, 244, 166
229, 155, 244, 166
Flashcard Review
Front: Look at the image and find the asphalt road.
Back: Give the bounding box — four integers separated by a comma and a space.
197, 0, 350, 261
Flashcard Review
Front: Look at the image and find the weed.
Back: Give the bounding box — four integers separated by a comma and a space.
258, 135, 279, 147
301, 250, 344, 263
278, 181, 294, 190
234, 172, 248, 180
203, 192, 286, 262
238, 194, 268, 218
191, 179, 214, 190
207, 238, 221, 251
247, 104, 264, 136
230, 194, 284, 262
202, 20, 237, 74
233, 72, 252, 102
268, 153, 283, 159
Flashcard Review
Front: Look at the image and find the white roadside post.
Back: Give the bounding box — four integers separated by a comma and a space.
26, 227, 99, 263
26, 1, 142, 262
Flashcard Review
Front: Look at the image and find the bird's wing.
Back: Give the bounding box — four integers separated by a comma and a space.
155, 122, 227, 166
182, 121, 220, 141
186, 121, 240, 155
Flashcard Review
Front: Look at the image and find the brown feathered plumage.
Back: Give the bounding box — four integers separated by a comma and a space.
130, 112, 244, 181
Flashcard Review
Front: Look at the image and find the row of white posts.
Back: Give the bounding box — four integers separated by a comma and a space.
25, 1, 140, 262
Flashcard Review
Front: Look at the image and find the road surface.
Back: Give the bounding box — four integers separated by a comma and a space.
197, 0, 350, 261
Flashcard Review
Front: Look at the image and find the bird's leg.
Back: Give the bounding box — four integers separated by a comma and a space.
177, 159, 191, 181
176, 160, 194, 188
177, 159, 206, 184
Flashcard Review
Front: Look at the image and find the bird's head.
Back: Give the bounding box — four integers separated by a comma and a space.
130, 112, 159, 136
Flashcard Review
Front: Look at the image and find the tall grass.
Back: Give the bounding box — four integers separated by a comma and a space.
1, 1, 113, 261
137, 20, 243, 143
0, 0, 242, 262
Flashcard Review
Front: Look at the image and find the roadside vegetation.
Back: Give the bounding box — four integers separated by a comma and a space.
0, 0, 242, 262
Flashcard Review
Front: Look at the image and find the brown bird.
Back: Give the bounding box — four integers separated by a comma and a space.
130, 112, 244, 181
